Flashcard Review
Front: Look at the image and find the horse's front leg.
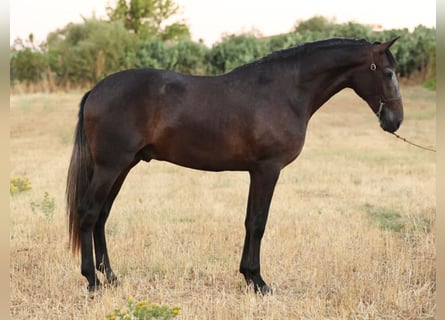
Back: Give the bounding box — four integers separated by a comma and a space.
240, 164, 280, 295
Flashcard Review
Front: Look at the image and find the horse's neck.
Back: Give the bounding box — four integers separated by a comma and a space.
297, 47, 368, 118
305, 71, 350, 116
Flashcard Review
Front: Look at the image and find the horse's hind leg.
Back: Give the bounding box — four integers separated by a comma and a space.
93, 161, 138, 286
79, 165, 127, 291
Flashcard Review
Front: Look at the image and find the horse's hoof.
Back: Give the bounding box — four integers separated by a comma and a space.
105, 278, 120, 288
245, 280, 273, 296
255, 283, 273, 296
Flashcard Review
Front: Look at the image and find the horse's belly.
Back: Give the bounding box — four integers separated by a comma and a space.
148, 130, 303, 172
149, 139, 253, 171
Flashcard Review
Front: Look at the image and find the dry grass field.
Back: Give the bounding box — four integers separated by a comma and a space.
10, 86, 435, 319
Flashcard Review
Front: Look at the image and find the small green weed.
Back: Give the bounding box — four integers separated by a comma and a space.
363, 203, 405, 232
30, 192, 56, 221
105, 297, 180, 320
10, 177, 32, 195
363, 203, 434, 234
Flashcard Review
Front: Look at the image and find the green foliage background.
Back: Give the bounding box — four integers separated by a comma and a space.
10, 13, 436, 90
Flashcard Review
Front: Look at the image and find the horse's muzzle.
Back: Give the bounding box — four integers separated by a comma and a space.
379, 102, 403, 133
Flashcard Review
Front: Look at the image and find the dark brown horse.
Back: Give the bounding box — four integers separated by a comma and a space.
66, 38, 403, 294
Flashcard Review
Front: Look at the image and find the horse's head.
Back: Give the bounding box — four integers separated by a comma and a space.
351, 37, 403, 133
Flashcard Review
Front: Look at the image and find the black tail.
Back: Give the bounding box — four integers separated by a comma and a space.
66, 91, 93, 254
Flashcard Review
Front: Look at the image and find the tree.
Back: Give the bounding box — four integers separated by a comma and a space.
10, 34, 47, 85
45, 19, 138, 86
10, 47, 47, 84
107, 0, 190, 41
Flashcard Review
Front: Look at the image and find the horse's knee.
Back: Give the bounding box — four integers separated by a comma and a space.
252, 225, 265, 239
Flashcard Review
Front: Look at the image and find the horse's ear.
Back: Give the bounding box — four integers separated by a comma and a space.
373, 36, 400, 53
385, 36, 400, 48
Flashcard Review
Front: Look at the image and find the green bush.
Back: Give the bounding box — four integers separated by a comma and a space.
10, 48, 47, 84
205, 34, 267, 74
168, 39, 207, 74
9, 14, 436, 88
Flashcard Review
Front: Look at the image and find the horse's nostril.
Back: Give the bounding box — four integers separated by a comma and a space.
389, 120, 402, 133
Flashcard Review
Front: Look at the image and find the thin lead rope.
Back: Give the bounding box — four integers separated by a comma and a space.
390, 132, 436, 152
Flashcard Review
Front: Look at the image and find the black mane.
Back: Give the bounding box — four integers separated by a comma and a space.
263, 38, 370, 62
233, 38, 372, 71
